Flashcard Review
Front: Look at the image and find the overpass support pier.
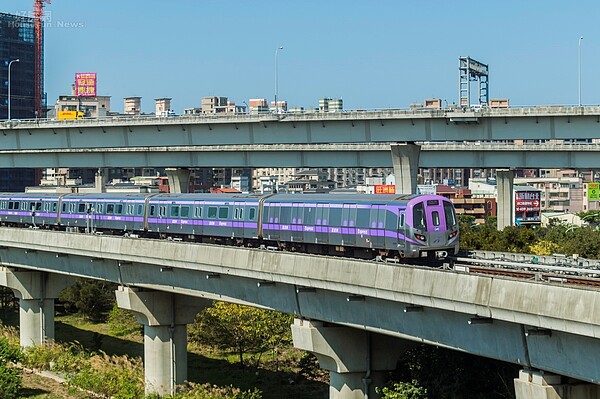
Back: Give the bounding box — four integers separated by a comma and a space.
390, 143, 421, 195
0, 267, 75, 346
166, 168, 191, 193
496, 169, 514, 231
115, 286, 209, 397
514, 370, 600, 399
292, 319, 412, 399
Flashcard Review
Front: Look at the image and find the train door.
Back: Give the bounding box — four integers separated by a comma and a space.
291, 202, 303, 242
369, 205, 384, 248
232, 201, 244, 238
267, 203, 280, 240
316, 203, 329, 244
397, 209, 407, 250
423, 199, 447, 248
341, 204, 356, 246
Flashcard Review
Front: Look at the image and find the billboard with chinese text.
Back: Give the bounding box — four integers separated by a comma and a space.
374, 185, 396, 194
515, 190, 541, 225
75, 72, 97, 97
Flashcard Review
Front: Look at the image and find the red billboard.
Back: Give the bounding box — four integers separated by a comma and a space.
374, 185, 396, 194
75, 72, 97, 97
515, 191, 541, 212
515, 190, 541, 225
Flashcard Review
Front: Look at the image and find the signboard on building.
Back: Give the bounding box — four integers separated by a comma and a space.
374, 184, 395, 194
75, 72, 97, 97
515, 190, 541, 225
588, 182, 600, 201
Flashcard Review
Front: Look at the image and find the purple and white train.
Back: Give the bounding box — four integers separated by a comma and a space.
0, 192, 459, 259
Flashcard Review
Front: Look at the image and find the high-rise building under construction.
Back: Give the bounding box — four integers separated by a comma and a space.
0, 12, 42, 191
0, 12, 38, 120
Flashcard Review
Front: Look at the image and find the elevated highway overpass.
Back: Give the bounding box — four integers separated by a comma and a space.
0, 227, 598, 398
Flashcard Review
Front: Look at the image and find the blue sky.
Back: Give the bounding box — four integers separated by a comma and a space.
2, 1, 599, 113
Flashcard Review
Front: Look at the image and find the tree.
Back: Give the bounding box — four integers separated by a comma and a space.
376, 381, 427, 399
59, 279, 117, 321
189, 302, 293, 367
0, 336, 22, 399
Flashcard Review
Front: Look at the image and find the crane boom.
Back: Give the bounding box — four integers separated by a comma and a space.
33, 0, 50, 118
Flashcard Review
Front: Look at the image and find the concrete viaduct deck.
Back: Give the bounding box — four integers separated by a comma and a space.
0, 227, 598, 398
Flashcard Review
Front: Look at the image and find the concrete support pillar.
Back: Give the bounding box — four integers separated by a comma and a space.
115, 286, 209, 397
292, 319, 414, 399
165, 168, 191, 193
496, 169, 514, 231
514, 369, 600, 399
94, 168, 110, 193
0, 267, 75, 346
390, 143, 421, 195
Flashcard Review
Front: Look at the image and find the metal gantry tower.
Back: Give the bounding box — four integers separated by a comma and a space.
33, 0, 50, 119
459, 56, 489, 107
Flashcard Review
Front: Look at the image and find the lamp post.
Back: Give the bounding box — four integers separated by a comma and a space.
275, 46, 283, 115
579, 36, 583, 106
8, 58, 20, 120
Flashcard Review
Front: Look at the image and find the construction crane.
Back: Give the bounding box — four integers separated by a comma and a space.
33, 0, 50, 118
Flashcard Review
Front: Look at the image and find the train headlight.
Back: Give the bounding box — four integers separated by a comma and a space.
448, 231, 458, 239
414, 233, 426, 242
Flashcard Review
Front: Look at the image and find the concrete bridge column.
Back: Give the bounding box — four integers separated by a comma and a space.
514, 369, 600, 399
496, 169, 514, 231
390, 143, 421, 195
292, 319, 413, 399
165, 168, 191, 193
0, 267, 75, 346
115, 286, 209, 397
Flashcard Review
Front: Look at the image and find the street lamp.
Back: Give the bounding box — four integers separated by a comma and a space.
8, 58, 20, 120
275, 46, 283, 115
579, 36, 583, 106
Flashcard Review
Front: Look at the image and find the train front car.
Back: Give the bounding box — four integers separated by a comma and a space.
403, 195, 459, 259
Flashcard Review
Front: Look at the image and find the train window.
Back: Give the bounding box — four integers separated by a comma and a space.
304, 207, 315, 225
218, 207, 229, 219
150, 205, 156, 217
52, 202, 57, 212
159, 206, 166, 217
399, 213, 405, 228
427, 200, 439, 206
61, 203, 66, 212
107, 204, 114, 214
21, 202, 27, 211
208, 206, 217, 219
97, 203, 104, 213
30, 202, 36, 211
239, 208, 243, 220
432, 211, 440, 226
8, 202, 13, 210
249, 207, 256, 221
170, 206, 180, 217
444, 202, 457, 227
280, 206, 292, 224
70, 203, 76, 213
78, 203, 86, 213
180, 206, 189, 218
413, 203, 426, 231
115, 204, 123, 215
329, 207, 342, 226
194, 206, 202, 218
137, 204, 143, 215
234, 208, 239, 220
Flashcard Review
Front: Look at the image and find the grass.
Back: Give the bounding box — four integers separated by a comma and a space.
2, 311, 328, 399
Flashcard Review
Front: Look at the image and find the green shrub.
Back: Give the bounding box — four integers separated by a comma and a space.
107, 303, 140, 337
167, 382, 263, 399
0, 335, 22, 399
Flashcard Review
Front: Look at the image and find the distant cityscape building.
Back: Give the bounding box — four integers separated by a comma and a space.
249, 98, 269, 114
0, 12, 38, 120
318, 98, 343, 112
124, 97, 142, 115
155, 97, 172, 117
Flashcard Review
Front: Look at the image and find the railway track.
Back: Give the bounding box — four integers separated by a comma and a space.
448, 250, 600, 288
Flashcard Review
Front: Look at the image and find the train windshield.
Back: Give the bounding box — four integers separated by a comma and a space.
413, 203, 426, 230
444, 201, 457, 227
